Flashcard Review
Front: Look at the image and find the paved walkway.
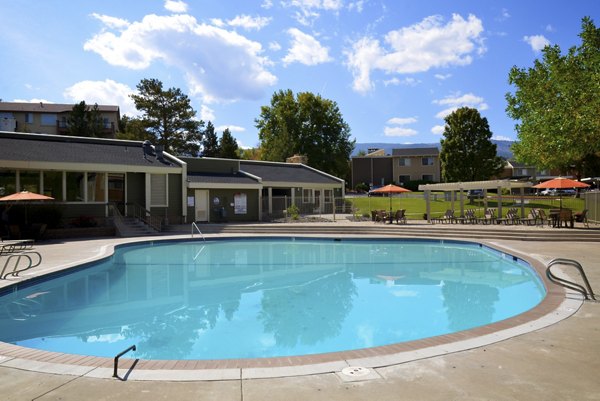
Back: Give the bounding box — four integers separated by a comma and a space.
1, 222, 599, 400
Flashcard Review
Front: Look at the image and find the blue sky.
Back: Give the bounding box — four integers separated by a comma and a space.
1, 1, 598, 148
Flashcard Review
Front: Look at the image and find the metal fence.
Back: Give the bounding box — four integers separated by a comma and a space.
583, 190, 600, 224
261, 196, 354, 220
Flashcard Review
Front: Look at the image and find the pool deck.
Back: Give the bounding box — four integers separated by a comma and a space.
1, 219, 599, 400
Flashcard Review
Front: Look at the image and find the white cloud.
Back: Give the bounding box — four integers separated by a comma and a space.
523, 34, 550, 53
493, 135, 512, 141
164, 0, 188, 13
348, 1, 365, 13
63, 79, 137, 116
434, 73, 452, 80
200, 105, 215, 121
215, 124, 245, 133
282, 28, 332, 66
84, 14, 277, 103
388, 117, 417, 125
384, 116, 418, 137
384, 126, 417, 137
261, 0, 273, 9
546, 24, 555, 32
283, 0, 344, 25
383, 77, 419, 87
345, 14, 485, 94
90, 13, 130, 30
433, 92, 488, 119
13, 98, 53, 104
210, 18, 225, 27
227, 15, 271, 31
269, 41, 282, 51
431, 124, 445, 135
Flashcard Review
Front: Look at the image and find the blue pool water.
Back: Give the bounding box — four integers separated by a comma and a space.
0, 238, 545, 360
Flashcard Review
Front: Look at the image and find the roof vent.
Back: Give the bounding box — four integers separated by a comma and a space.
155, 145, 165, 162
142, 140, 155, 159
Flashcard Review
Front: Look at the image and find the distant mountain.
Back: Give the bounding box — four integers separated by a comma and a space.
352, 140, 515, 159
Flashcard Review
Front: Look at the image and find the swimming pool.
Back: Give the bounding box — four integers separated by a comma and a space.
0, 238, 546, 360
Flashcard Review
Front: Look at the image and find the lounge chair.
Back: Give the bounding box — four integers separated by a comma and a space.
519, 209, 538, 225
477, 208, 496, 225
432, 210, 455, 224
497, 208, 519, 225
456, 209, 476, 224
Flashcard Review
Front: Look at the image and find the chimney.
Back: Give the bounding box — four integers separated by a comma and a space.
286, 154, 308, 164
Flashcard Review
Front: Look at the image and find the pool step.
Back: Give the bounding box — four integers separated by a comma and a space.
164, 223, 600, 242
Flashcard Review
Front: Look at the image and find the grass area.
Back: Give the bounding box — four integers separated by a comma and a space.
347, 193, 586, 220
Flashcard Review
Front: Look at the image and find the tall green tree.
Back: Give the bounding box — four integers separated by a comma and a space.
68, 101, 103, 137
130, 78, 203, 156
116, 115, 154, 142
440, 107, 504, 182
201, 121, 220, 157
255, 89, 355, 178
219, 128, 240, 159
506, 17, 600, 177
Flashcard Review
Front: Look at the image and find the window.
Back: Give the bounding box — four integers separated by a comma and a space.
398, 175, 411, 185
43, 171, 63, 200
88, 173, 106, 202
0, 170, 16, 197
324, 189, 332, 202
422, 157, 434, 166
398, 157, 411, 167
66, 172, 85, 201
20, 171, 40, 193
303, 189, 312, 203
41, 113, 57, 126
25, 113, 33, 123
151, 174, 168, 206
422, 174, 434, 182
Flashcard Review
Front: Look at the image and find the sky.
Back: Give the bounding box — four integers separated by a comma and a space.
1, 0, 598, 148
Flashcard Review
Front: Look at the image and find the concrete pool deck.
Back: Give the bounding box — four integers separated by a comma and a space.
1, 220, 599, 400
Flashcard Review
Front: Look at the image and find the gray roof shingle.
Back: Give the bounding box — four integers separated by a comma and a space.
240, 161, 342, 184
0, 132, 180, 168
187, 172, 260, 185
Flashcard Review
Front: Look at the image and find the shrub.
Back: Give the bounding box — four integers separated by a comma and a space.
286, 204, 300, 220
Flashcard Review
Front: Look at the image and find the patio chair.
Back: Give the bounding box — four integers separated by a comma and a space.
375, 210, 388, 223
432, 210, 455, 224
519, 209, 538, 226
574, 209, 589, 228
535, 209, 547, 227
558, 209, 574, 228
477, 208, 496, 225
393, 209, 407, 224
497, 208, 519, 225
456, 209, 476, 224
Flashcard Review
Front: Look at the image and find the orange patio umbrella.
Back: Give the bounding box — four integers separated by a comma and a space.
369, 184, 411, 220
532, 177, 589, 208
0, 191, 55, 224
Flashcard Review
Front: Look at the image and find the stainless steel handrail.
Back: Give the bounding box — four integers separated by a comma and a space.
1, 251, 42, 279
113, 344, 136, 378
546, 258, 596, 300
191, 222, 205, 241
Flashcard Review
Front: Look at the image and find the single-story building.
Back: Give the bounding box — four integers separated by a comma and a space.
0, 131, 345, 231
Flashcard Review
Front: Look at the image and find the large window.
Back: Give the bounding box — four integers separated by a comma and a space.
66, 172, 85, 201
398, 175, 411, 185
25, 113, 33, 123
303, 189, 312, 203
0, 170, 16, 197
20, 171, 40, 193
41, 113, 57, 126
422, 157, 434, 166
43, 171, 63, 200
88, 173, 106, 202
422, 174, 434, 182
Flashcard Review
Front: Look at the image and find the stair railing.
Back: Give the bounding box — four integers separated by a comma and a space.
126, 202, 163, 232
546, 258, 596, 301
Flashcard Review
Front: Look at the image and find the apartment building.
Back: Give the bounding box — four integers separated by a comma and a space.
0, 101, 120, 138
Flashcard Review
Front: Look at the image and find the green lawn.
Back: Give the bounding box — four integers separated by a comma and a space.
346, 193, 585, 220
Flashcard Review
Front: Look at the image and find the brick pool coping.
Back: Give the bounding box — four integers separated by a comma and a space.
0, 236, 578, 381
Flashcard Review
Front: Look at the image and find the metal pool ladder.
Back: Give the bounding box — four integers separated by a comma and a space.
546, 258, 596, 301
191, 222, 205, 241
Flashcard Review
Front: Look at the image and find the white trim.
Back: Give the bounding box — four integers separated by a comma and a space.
0, 160, 182, 174
187, 182, 261, 190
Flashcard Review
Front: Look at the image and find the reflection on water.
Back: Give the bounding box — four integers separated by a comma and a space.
0, 239, 545, 359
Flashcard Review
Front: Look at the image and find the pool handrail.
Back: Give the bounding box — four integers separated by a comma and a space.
191, 222, 205, 241
546, 258, 596, 300
1, 251, 42, 279
113, 344, 137, 378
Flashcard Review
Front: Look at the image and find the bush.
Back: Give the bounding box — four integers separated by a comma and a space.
355, 182, 369, 193
286, 204, 300, 220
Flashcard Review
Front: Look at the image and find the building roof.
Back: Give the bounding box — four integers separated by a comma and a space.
240, 160, 343, 185
0, 102, 119, 114
392, 147, 439, 156
0, 131, 181, 169
418, 179, 532, 191
187, 172, 260, 185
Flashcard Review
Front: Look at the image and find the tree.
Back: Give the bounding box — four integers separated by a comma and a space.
219, 128, 239, 159
67, 101, 103, 137
116, 115, 154, 142
239, 147, 262, 160
130, 78, 203, 156
201, 121, 220, 157
255, 89, 355, 178
506, 17, 600, 177
439, 107, 504, 182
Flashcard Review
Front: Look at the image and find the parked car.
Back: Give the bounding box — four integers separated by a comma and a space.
537, 189, 556, 196
555, 189, 576, 196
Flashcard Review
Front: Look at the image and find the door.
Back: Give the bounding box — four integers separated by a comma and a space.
195, 190, 209, 222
